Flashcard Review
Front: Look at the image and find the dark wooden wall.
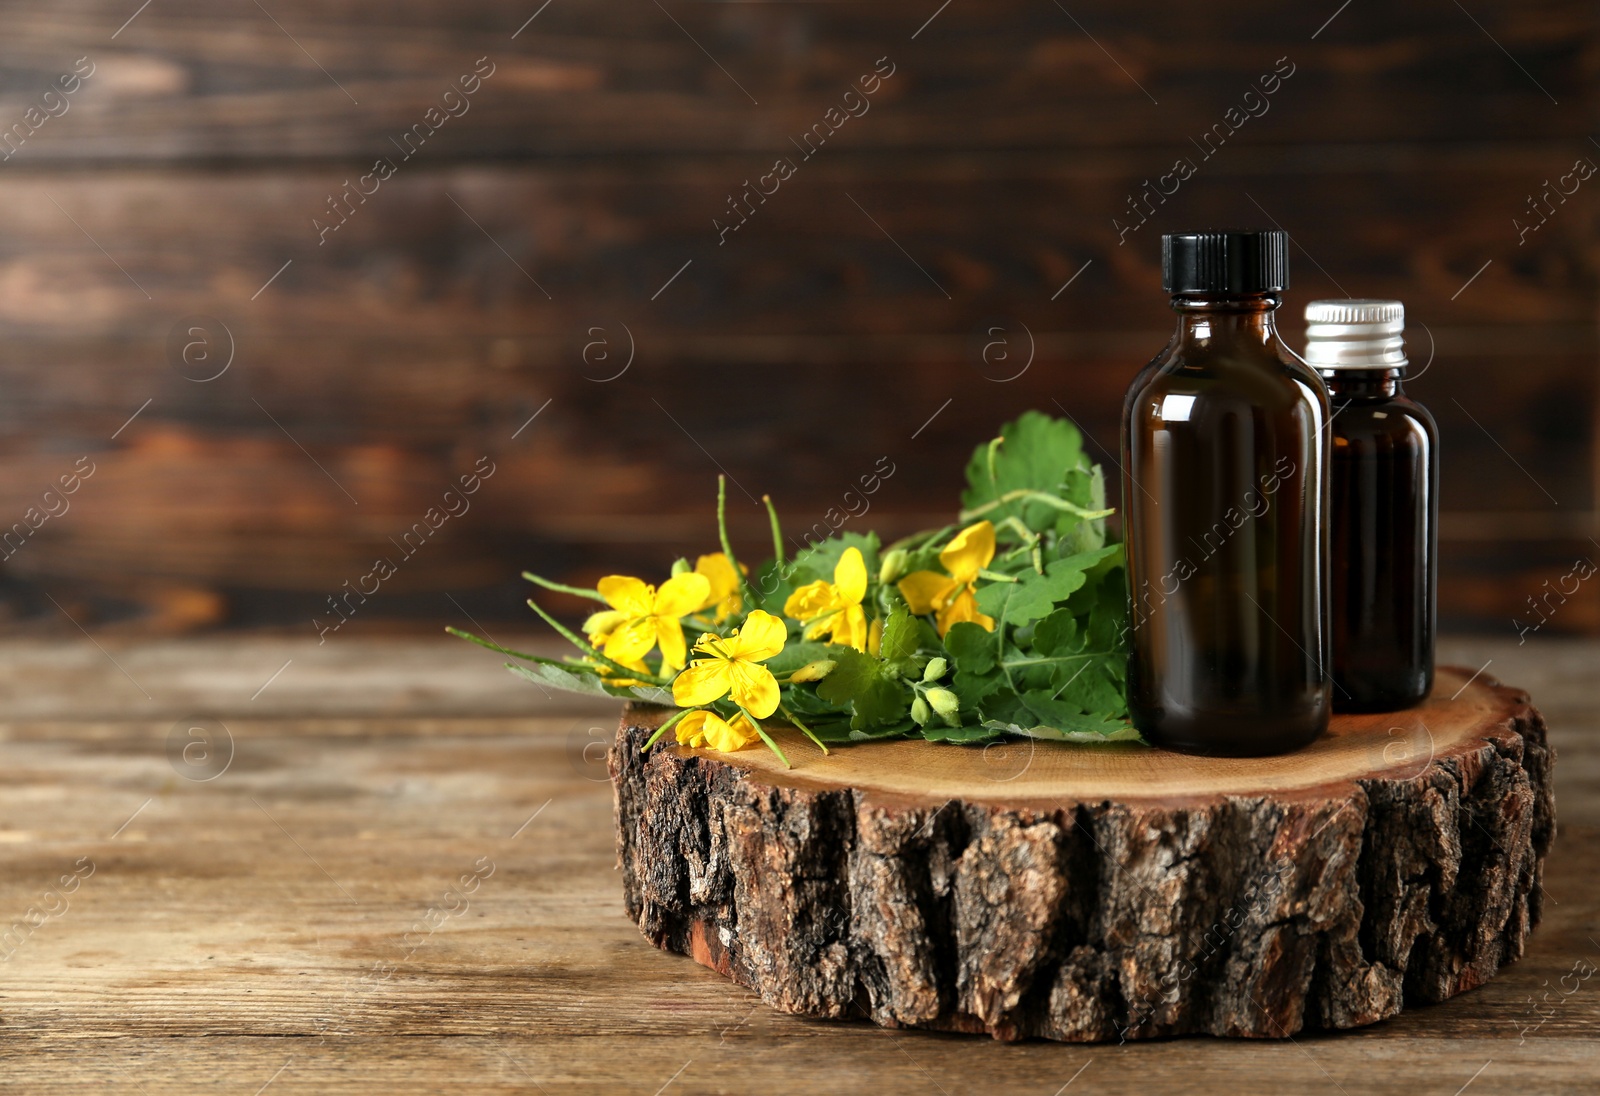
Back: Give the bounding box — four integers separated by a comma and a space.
0, 0, 1595, 636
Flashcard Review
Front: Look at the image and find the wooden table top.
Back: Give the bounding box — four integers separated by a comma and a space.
0, 634, 1595, 1094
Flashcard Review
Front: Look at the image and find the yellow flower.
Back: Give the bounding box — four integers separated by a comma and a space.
694, 553, 745, 622
584, 572, 710, 671
783, 546, 870, 651
675, 708, 760, 753
590, 656, 655, 688
898, 521, 997, 636
672, 609, 787, 718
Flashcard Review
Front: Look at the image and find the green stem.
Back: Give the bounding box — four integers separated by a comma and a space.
985, 436, 1004, 492
522, 572, 607, 602
524, 597, 673, 685
717, 476, 756, 609
779, 703, 829, 755
994, 517, 1046, 573
446, 626, 556, 664
737, 703, 790, 769
977, 569, 1020, 584
959, 489, 1114, 524
995, 586, 1021, 711
642, 706, 694, 751
448, 628, 621, 673
884, 524, 954, 554
762, 494, 785, 568
1000, 651, 1114, 668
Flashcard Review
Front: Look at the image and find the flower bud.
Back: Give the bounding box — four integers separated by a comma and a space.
789, 659, 836, 683
925, 688, 960, 718
878, 548, 908, 584
922, 657, 948, 683
910, 697, 931, 726
670, 557, 691, 576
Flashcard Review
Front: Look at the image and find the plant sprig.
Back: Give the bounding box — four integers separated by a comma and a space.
452, 411, 1138, 758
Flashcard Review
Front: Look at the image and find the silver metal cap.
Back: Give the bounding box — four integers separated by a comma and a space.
1303, 298, 1406, 369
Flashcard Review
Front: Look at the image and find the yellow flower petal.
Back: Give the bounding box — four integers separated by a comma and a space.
728, 660, 780, 718
583, 609, 628, 644
655, 616, 688, 670
936, 586, 995, 636
674, 708, 711, 747
898, 570, 955, 615
940, 521, 996, 585
598, 575, 653, 616
833, 547, 868, 605
672, 660, 731, 708
654, 572, 711, 619
788, 659, 836, 683
783, 579, 836, 622
867, 617, 883, 656
598, 657, 653, 687
602, 616, 658, 663
810, 603, 869, 652
724, 609, 787, 663
705, 711, 760, 752
676, 709, 759, 752
836, 604, 870, 652
695, 554, 740, 607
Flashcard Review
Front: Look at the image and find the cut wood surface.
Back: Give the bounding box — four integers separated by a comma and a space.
0, 636, 1595, 1092
614, 666, 1556, 1042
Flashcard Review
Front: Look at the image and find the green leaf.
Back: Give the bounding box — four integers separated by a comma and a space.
961, 411, 1089, 534
1050, 662, 1125, 716
1017, 683, 1106, 727
506, 660, 610, 697
981, 714, 1143, 744
879, 609, 939, 678
978, 548, 1115, 627
847, 719, 918, 742
1056, 464, 1109, 554
950, 667, 1006, 710
921, 723, 1005, 744
815, 647, 908, 731
1084, 577, 1129, 652
800, 717, 858, 743
781, 681, 852, 718
879, 609, 919, 663
765, 640, 838, 675
944, 621, 998, 674
1031, 608, 1079, 656
505, 660, 672, 704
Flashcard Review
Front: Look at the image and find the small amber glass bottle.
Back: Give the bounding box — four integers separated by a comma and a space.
1305, 300, 1438, 711
1122, 231, 1331, 756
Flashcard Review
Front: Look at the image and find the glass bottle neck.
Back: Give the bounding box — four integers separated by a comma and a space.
1320, 368, 1404, 399
1169, 293, 1281, 345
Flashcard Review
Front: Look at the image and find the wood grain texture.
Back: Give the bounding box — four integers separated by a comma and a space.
0, 636, 1593, 1093
0, 1, 1591, 163
611, 667, 1555, 1041
0, 0, 1592, 633
0, 158, 1589, 631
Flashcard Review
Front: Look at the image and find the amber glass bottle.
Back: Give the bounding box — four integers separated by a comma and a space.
1305, 300, 1437, 711
1121, 231, 1331, 756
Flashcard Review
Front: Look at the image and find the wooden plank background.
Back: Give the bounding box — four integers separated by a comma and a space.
0, 0, 1594, 635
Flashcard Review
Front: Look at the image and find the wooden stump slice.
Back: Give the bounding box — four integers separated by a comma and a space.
609, 666, 1555, 1041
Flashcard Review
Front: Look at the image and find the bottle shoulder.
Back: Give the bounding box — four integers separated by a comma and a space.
1126, 342, 1329, 416
1331, 392, 1438, 441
